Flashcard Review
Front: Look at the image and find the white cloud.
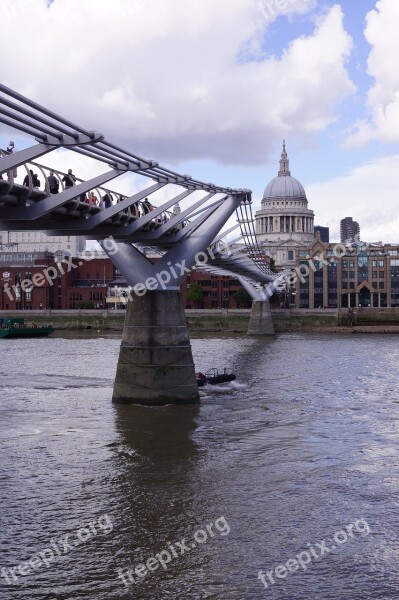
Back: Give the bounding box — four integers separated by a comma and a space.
0, 0, 354, 165
347, 0, 399, 146
307, 154, 399, 243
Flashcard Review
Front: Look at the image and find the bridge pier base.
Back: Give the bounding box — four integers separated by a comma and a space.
247, 300, 275, 336
112, 290, 200, 405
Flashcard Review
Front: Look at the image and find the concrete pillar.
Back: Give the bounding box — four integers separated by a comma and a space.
112, 290, 200, 405
247, 300, 275, 335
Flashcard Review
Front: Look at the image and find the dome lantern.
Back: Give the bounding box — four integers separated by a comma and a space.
262, 141, 307, 201
278, 139, 291, 176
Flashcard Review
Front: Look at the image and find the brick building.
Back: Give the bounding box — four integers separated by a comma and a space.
0, 252, 116, 310
0, 252, 248, 310
0, 252, 60, 310
66, 257, 115, 309
181, 272, 247, 309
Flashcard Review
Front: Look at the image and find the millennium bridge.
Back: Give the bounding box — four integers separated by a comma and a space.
0, 83, 282, 405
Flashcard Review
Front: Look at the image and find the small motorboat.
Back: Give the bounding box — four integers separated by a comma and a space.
196, 368, 236, 386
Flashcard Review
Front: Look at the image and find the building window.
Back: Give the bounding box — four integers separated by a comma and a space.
358, 254, 368, 268
379, 282, 384, 289
379, 260, 384, 267
379, 271, 384, 278
372, 271, 377, 279
288, 250, 294, 260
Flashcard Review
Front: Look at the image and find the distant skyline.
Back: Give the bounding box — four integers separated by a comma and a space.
1, 0, 399, 242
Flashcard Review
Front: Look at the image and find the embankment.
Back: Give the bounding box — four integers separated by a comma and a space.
1, 307, 399, 333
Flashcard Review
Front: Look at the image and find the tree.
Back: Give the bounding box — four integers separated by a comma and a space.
270, 257, 279, 273
77, 301, 95, 309
186, 283, 203, 307
233, 287, 252, 308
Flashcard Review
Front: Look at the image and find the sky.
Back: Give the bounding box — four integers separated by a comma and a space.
1, 0, 399, 243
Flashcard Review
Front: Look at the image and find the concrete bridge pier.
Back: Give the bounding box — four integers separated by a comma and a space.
247, 300, 275, 336
112, 290, 199, 405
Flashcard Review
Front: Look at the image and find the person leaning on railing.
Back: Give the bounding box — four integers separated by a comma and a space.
142, 198, 154, 214
23, 169, 41, 188
62, 168, 76, 188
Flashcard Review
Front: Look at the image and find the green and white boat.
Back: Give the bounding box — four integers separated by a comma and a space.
0, 317, 54, 339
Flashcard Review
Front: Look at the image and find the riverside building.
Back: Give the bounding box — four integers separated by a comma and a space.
256, 142, 399, 309
292, 237, 399, 309
0, 231, 85, 255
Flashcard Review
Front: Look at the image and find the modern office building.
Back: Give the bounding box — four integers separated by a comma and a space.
0, 231, 85, 255
340, 217, 360, 244
314, 225, 330, 243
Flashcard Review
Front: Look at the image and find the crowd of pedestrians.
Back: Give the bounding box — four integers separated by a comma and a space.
1, 144, 185, 229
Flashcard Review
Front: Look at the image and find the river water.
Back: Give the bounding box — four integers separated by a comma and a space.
1, 332, 399, 600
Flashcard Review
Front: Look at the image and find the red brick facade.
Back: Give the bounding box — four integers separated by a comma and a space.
0, 253, 252, 310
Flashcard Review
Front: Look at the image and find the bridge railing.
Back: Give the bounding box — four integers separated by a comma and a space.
1, 84, 274, 261
1, 154, 189, 232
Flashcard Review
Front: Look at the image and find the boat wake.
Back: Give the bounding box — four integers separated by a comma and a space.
200, 380, 247, 394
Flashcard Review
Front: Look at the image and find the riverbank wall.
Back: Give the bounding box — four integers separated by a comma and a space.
2, 307, 399, 333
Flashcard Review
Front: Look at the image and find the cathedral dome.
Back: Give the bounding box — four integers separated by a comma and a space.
263, 175, 306, 200
263, 141, 307, 200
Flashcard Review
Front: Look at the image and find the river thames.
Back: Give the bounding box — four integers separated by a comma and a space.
1, 332, 399, 599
